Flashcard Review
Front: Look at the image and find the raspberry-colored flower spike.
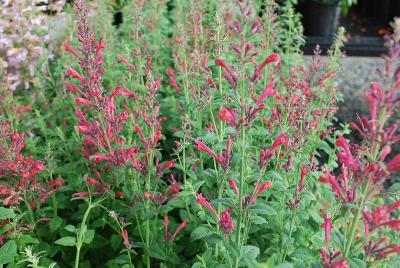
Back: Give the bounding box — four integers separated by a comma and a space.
197, 193, 218, 218
252, 53, 280, 82
375, 244, 400, 259
219, 210, 235, 236
336, 136, 360, 171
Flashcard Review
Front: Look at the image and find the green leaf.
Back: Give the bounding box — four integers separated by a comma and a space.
0, 207, 15, 220
55, 236, 76, 246
251, 203, 277, 216
0, 240, 17, 265
64, 225, 77, 233
275, 263, 294, 268
18, 234, 39, 245
49, 216, 63, 233
191, 225, 212, 241
83, 229, 95, 244
149, 243, 166, 260
250, 215, 268, 225
242, 245, 259, 267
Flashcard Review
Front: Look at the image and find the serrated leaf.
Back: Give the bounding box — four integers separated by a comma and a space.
55, 236, 76, 246
0, 207, 15, 220
191, 225, 212, 241
0, 240, 17, 265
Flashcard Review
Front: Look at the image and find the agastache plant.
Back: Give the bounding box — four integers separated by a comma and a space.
318, 26, 400, 265
4, 0, 400, 267
0, 120, 63, 238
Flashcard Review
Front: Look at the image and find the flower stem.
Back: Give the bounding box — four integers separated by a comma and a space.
282, 210, 296, 261
343, 179, 370, 258
75, 202, 93, 268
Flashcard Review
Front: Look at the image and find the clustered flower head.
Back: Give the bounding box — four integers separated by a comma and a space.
64, 0, 151, 185
0, 121, 63, 208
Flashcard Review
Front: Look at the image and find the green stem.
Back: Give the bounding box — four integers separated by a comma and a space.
75, 202, 93, 268
343, 180, 370, 258
282, 210, 296, 261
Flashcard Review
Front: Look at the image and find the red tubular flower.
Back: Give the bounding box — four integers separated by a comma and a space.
228, 179, 239, 195
388, 199, 400, 212
166, 68, 181, 94
377, 220, 400, 231
323, 211, 332, 249
376, 244, 400, 259
217, 107, 236, 125
193, 138, 222, 163
215, 59, 235, 78
193, 138, 231, 171
256, 82, 276, 106
252, 53, 280, 82
386, 154, 400, 173
65, 67, 84, 82
163, 215, 187, 242
197, 193, 218, 218
119, 229, 132, 249
63, 42, 79, 59
270, 132, 289, 152
295, 164, 309, 196
219, 210, 235, 236
336, 136, 360, 171
171, 221, 187, 241
252, 180, 272, 201
331, 259, 349, 268
215, 59, 237, 87
319, 170, 349, 203
156, 160, 176, 176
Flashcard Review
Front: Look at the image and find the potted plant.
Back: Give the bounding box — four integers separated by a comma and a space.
297, 0, 357, 37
